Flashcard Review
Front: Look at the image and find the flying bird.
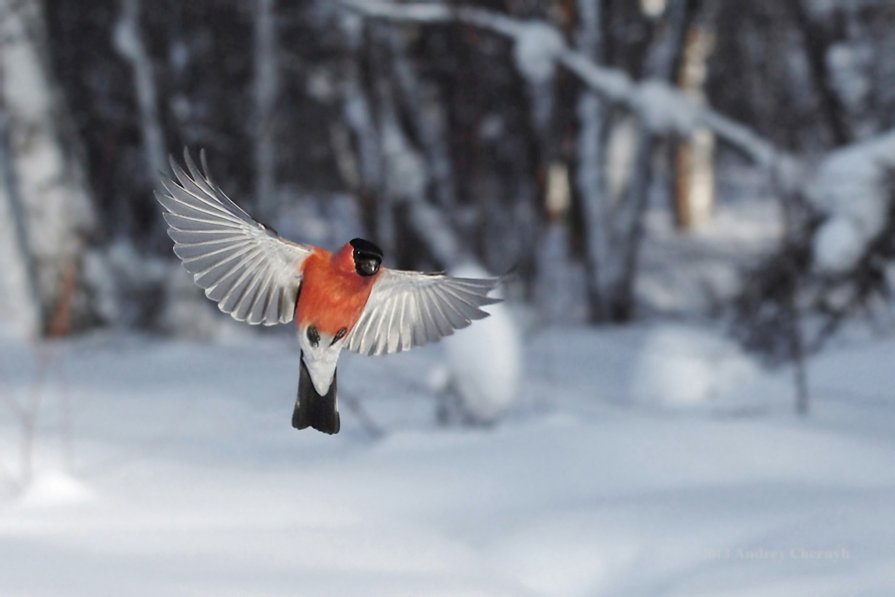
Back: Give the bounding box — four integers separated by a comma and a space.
156, 151, 501, 435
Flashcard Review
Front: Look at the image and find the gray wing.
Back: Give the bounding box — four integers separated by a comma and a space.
156, 150, 312, 326
346, 269, 502, 356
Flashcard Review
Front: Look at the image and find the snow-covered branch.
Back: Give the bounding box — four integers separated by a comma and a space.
808, 130, 895, 273
340, 0, 797, 185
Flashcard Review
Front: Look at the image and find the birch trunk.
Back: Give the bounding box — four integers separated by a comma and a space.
0, 0, 96, 334
673, 23, 715, 231
0, 93, 40, 337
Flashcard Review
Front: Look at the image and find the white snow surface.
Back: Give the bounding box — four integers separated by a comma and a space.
637, 199, 785, 316
19, 471, 95, 508
1, 323, 894, 596
631, 325, 764, 409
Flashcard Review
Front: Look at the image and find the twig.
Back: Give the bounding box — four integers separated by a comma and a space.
339, 388, 385, 439
771, 164, 811, 416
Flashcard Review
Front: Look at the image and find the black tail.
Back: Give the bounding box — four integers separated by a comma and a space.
292, 353, 340, 434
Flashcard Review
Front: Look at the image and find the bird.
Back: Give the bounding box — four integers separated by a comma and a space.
155, 150, 501, 435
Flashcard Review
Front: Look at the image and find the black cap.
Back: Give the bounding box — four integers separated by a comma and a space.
350, 238, 383, 276
349, 238, 383, 259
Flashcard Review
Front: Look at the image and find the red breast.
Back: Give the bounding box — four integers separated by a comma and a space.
295, 244, 378, 335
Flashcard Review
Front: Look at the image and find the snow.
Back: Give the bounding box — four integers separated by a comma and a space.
381, 116, 428, 202
19, 471, 95, 508
349, 0, 791, 180
342, 0, 453, 24
635, 80, 699, 136
559, 52, 634, 103
112, 6, 140, 61
512, 21, 565, 86
637, 199, 785, 316
512, 20, 564, 135
813, 216, 866, 274
808, 130, 895, 274
1, 321, 894, 595
631, 325, 762, 408
439, 264, 521, 424
826, 41, 872, 125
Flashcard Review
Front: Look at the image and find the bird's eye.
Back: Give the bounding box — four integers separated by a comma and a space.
352, 241, 383, 277
356, 256, 380, 276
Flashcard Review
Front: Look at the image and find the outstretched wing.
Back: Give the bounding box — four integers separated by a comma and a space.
156, 150, 312, 326
346, 269, 501, 356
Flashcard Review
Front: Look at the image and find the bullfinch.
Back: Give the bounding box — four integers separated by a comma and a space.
156, 151, 501, 434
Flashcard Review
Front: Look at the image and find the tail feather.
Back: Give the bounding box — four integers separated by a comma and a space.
292, 353, 340, 434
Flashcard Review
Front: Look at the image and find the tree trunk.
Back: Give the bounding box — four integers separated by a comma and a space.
786, 0, 850, 146
114, 0, 166, 242
573, 0, 610, 321
673, 22, 715, 231
0, 0, 96, 334
253, 0, 278, 222
605, 0, 698, 321
0, 90, 41, 337
385, 28, 456, 212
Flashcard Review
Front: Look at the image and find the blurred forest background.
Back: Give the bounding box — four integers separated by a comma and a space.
1, 0, 895, 362
3, 2, 895, 593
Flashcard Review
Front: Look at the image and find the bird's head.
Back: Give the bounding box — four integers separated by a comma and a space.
336, 238, 383, 277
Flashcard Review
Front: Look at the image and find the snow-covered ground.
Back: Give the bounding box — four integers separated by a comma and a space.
1, 323, 894, 596
637, 199, 784, 317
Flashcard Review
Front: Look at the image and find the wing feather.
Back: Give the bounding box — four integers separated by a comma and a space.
346, 269, 502, 356
156, 150, 312, 326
